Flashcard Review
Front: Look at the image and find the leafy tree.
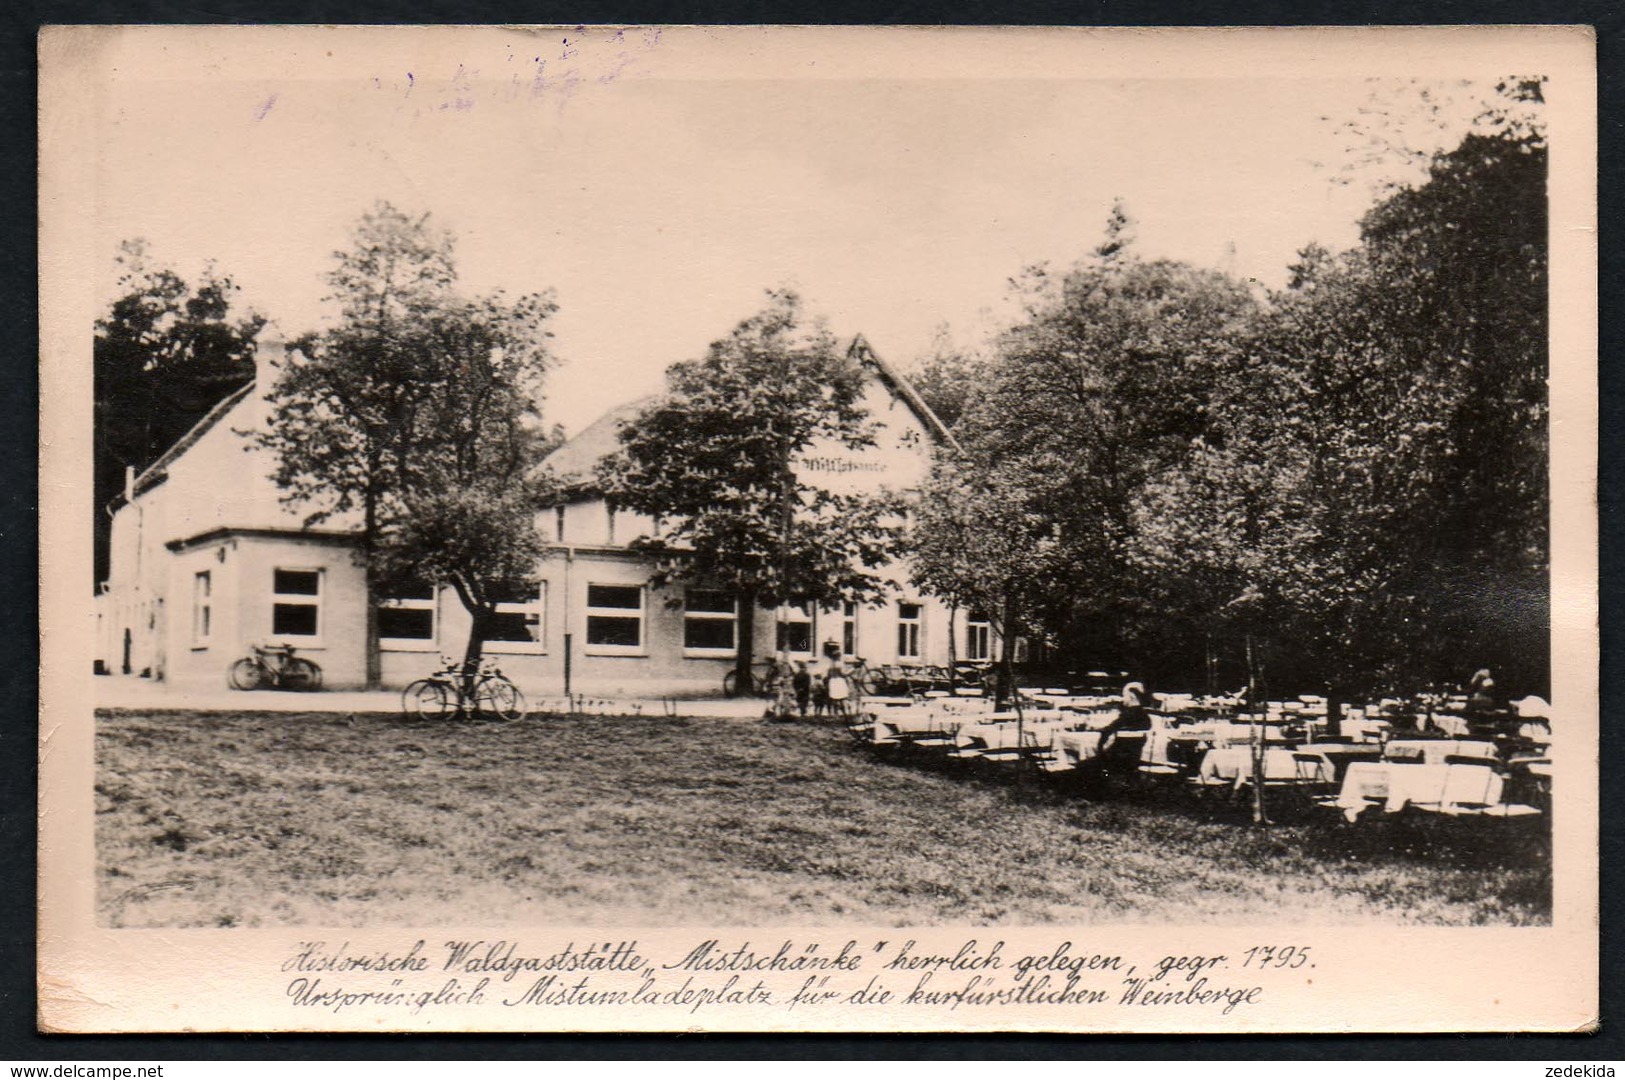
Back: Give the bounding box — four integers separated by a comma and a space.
1134, 109, 1548, 700
597, 289, 908, 689
259, 203, 560, 690
1293, 116, 1547, 696
975, 229, 1260, 670
910, 448, 1064, 705
907, 324, 981, 431
94, 240, 263, 582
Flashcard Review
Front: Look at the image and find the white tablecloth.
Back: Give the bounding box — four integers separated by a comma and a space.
1197, 747, 1332, 788
955, 716, 1076, 751
1334, 761, 1504, 819
1170, 721, 1291, 748
873, 711, 963, 743
1431, 713, 1472, 737
1052, 729, 1151, 768
1053, 729, 1103, 767
1383, 739, 1498, 765
1338, 718, 1392, 743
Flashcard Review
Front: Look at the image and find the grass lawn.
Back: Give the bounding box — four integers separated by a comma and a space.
96, 708, 1550, 928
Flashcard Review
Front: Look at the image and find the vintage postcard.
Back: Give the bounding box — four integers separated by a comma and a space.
38, 25, 1597, 1033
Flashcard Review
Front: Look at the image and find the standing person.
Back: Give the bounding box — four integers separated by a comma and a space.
825, 658, 853, 721
792, 660, 812, 721
809, 647, 833, 718
764, 652, 794, 722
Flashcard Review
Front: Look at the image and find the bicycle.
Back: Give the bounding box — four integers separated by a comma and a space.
870, 662, 937, 697
228, 642, 322, 691
842, 657, 883, 697
722, 659, 782, 698
402, 656, 528, 721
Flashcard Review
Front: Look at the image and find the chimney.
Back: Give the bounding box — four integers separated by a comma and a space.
254, 326, 287, 401
123, 465, 135, 502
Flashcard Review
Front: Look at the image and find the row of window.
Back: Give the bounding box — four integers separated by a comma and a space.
191, 568, 993, 660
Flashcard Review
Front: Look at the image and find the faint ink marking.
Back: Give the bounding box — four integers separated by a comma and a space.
253, 93, 278, 121
117, 877, 197, 903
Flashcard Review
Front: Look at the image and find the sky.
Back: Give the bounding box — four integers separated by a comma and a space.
82, 26, 1514, 433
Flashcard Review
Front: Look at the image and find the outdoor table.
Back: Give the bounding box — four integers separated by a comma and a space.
1197, 747, 1332, 790
1171, 720, 1292, 747
1056, 707, 1118, 729
1053, 729, 1149, 769
1053, 729, 1104, 768
1337, 717, 1392, 743
1297, 743, 1382, 780
1429, 713, 1472, 737
1333, 761, 1505, 820
874, 711, 964, 744
1383, 739, 1498, 765
955, 715, 1077, 752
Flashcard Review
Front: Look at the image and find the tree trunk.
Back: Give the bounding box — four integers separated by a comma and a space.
460, 604, 493, 710
362, 487, 382, 691
1246, 632, 1268, 826
997, 593, 1019, 712
947, 602, 958, 695
1325, 683, 1343, 741
736, 588, 758, 692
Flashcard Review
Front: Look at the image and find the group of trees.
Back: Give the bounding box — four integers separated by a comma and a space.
93, 241, 264, 582
910, 91, 1550, 701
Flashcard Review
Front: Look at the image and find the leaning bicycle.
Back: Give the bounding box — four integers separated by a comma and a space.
402, 656, 527, 721
722, 659, 782, 698
229, 642, 322, 691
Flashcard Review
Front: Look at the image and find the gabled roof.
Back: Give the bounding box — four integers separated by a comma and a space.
111, 379, 255, 510
539, 336, 957, 497
540, 394, 659, 489
845, 334, 959, 452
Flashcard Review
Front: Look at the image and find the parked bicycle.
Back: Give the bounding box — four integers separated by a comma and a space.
723, 658, 785, 698
228, 642, 322, 691
402, 656, 527, 721
842, 657, 883, 697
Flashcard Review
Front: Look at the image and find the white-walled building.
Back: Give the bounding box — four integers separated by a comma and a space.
96, 335, 994, 696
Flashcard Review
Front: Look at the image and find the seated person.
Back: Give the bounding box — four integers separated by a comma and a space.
1464, 667, 1515, 735
1098, 681, 1152, 754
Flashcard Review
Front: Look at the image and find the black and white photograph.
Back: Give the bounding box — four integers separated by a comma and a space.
38, 25, 1596, 1033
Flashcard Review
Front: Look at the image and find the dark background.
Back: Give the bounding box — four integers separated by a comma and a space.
4, 0, 1619, 1061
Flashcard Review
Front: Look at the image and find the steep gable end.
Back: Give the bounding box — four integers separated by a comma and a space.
540, 336, 956, 502
846, 335, 959, 452
113, 380, 255, 508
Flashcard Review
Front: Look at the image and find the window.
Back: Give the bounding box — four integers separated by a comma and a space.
776, 601, 813, 655
842, 601, 858, 658
272, 568, 322, 640
554, 506, 566, 543
585, 583, 643, 652
966, 610, 992, 662
191, 571, 211, 646
897, 602, 922, 659
379, 579, 437, 650
684, 589, 737, 655
605, 506, 617, 545
488, 582, 545, 653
